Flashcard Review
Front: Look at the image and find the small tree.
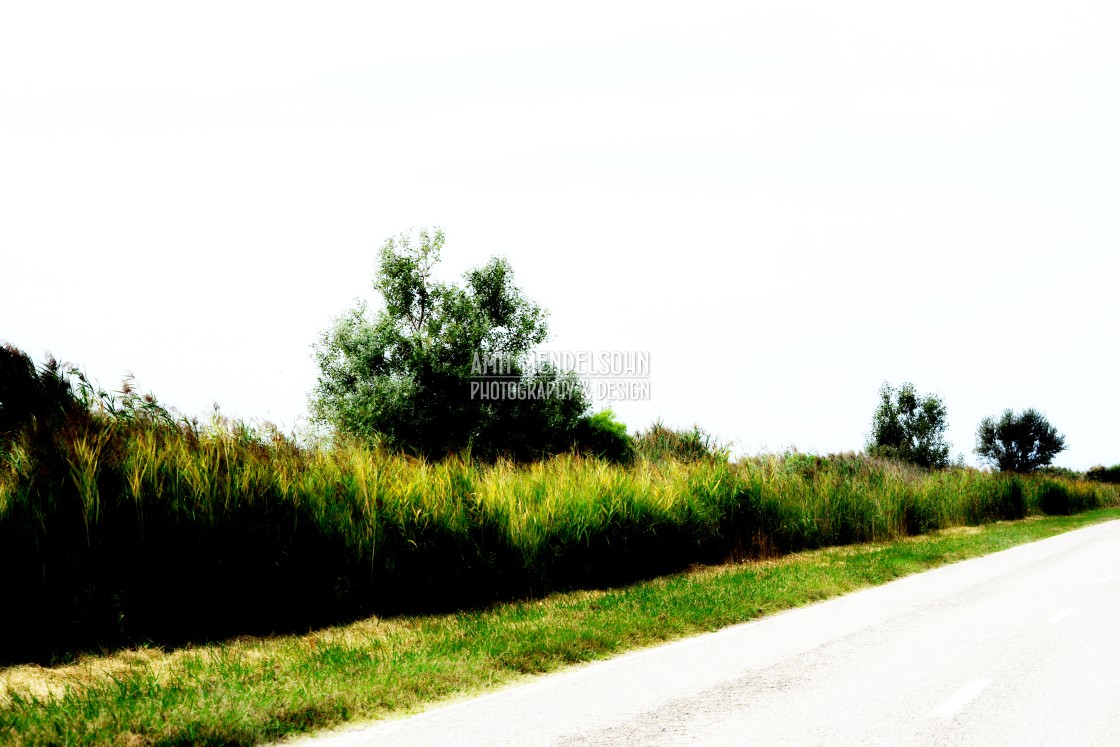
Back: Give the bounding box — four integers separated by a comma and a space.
866, 382, 950, 468
975, 408, 1066, 472
311, 228, 593, 460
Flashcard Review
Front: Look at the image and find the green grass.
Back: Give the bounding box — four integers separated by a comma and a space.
3, 508, 1117, 746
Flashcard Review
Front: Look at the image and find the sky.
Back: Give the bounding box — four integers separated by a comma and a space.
2, 1, 1118, 469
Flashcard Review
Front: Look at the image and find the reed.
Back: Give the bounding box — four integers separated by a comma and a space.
3, 409, 1118, 666
2, 346, 1118, 663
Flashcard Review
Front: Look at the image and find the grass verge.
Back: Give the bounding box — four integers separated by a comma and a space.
3, 507, 1118, 746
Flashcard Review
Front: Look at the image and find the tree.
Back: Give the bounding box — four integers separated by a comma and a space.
975, 408, 1066, 472
866, 381, 950, 468
310, 228, 593, 460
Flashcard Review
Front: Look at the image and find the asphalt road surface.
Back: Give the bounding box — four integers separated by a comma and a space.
291, 520, 1120, 746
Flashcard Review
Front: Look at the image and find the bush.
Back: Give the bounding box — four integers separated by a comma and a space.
984, 475, 1028, 520
574, 409, 635, 463
1037, 465, 1083, 480
1087, 464, 1120, 484
0, 345, 78, 438
633, 421, 728, 464
1033, 478, 1100, 516
1037, 481, 1076, 515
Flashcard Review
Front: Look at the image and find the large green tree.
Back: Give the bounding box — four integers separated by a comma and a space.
866, 381, 951, 468
310, 229, 594, 460
975, 408, 1066, 472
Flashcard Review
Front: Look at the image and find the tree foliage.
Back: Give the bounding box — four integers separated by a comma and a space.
975, 408, 1067, 473
310, 229, 595, 460
866, 381, 951, 468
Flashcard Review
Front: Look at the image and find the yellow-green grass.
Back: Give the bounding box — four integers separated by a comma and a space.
2, 508, 1118, 746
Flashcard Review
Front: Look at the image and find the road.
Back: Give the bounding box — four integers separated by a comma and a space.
290, 520, 1120, 746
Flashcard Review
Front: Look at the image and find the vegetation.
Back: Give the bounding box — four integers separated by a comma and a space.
3, 342, 1117, 668
632, 421, 729, 464
1087, 464, 1120, 484
573, 408, 635, 463
975, 408, 1067, 472
866, 382, 951, 468
3, 509, 1117, 746
2, 309, 1114, 746
310, 228, 594, 461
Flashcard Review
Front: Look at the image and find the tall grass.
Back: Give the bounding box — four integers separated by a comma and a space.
2, 349, 1118, 664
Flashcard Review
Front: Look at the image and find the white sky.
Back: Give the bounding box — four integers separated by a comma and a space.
2, 1, 1118, 468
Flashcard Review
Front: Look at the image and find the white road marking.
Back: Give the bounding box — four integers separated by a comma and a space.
933, 679, 991, 718
1099, 575, 1114, 585
1046, 608, 1074, 624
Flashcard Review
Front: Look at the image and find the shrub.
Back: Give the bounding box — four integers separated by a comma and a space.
1037, 481, 1076, 515
574, 409, 635, 463
1037, 465, 1083, 480
967, 474, 1028, 521
1087, 465, 1120, 484
633, 421, 728, 464
1033, 478, 1100, 516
